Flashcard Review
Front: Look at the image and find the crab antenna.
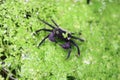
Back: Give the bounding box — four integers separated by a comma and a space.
38, 17, 55, 29
51, 19, 59, 28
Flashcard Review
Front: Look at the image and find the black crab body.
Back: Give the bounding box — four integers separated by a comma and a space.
35, 18, 84, 59
48, 28, 71, 49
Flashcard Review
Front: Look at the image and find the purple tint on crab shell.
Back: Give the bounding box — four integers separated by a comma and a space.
48, 32, 55, 42
61, 42, 70, 49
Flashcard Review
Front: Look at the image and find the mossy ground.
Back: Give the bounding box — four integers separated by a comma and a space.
0, 0, 119, 80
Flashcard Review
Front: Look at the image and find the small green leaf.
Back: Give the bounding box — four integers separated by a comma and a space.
62, 33, 68, 38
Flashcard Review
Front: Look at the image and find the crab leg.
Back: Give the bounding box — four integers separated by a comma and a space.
51, 19, 59, 28
71, 35, 84, 42
66, 47, 72, 59
70, 40, 80, 56
35, 28, 52, 34
37, 35, 49, 47
38, 17, 55, 29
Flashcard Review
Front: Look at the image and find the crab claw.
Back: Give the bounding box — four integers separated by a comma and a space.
60, 42, 71, 49
48, 32, 56, 42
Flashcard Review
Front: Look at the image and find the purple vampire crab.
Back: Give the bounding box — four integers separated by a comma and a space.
34, 18, 84, 59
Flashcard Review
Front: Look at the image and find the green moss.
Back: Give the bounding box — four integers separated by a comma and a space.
0, 0, 119, 80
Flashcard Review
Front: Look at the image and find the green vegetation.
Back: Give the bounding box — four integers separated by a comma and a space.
0, 0, 119, 80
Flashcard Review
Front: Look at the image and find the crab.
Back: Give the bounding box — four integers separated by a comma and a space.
34, 18, 84, 59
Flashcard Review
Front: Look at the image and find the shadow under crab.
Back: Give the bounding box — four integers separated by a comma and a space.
34, 18, 84, 59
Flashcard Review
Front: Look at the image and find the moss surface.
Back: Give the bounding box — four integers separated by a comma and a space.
0, 0, 119, 80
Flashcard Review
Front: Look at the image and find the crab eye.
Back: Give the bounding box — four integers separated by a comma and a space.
67, 37, 71, 40
56, 30, 59, 34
